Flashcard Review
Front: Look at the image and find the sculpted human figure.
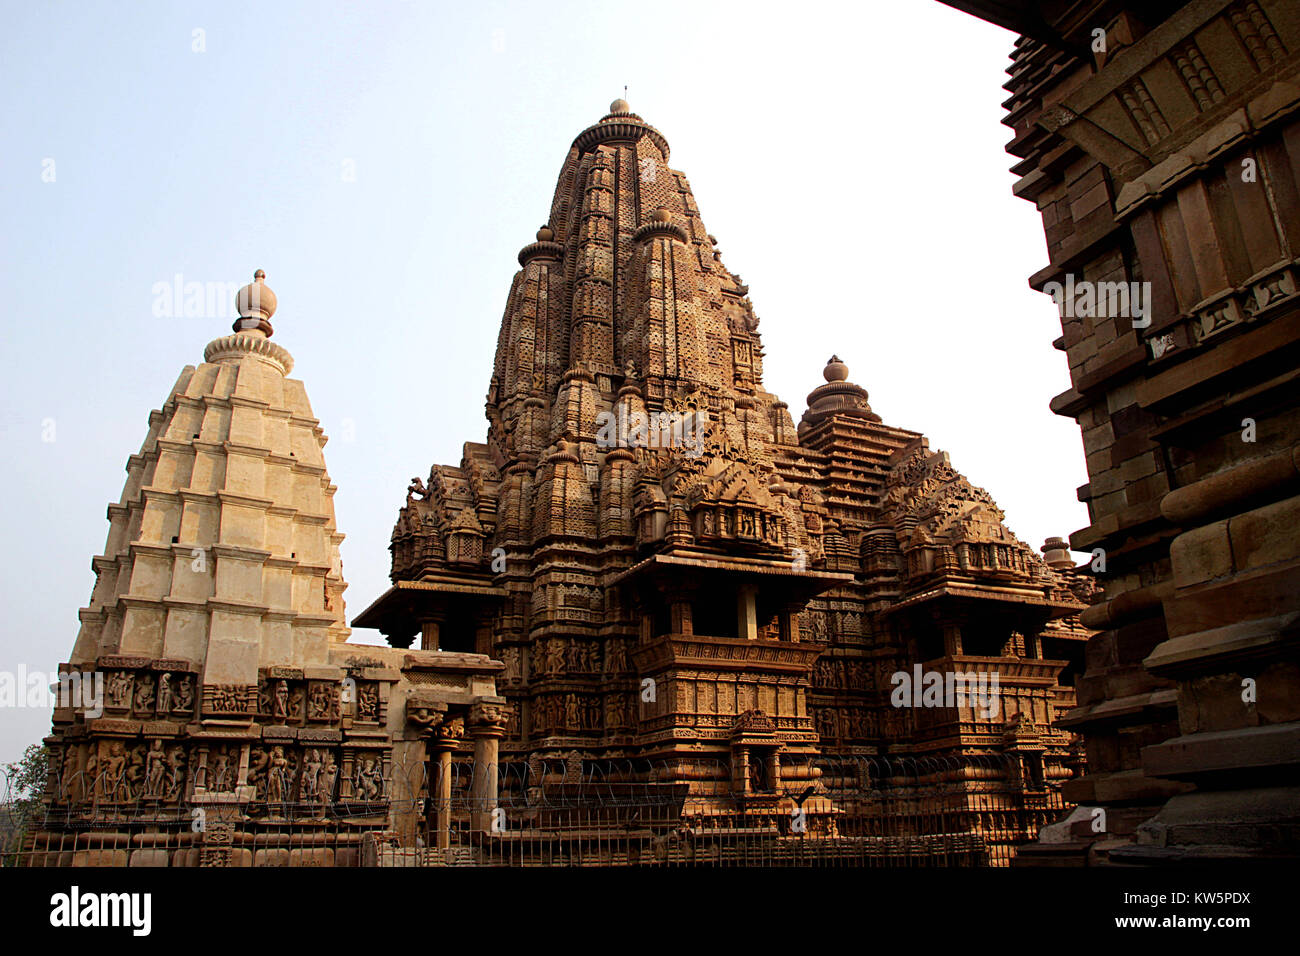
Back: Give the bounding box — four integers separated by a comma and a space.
156, 673, 172, 714
102, 742, 126, 800
144, 740, 167, 797
317, 754, 337, 806
210, 747, 234, 792
301, 748, 322, 800
133, 674, 155, 713
175, 676, 194, 711
60, 747, 81, 803
125, 746, 145, 800
358, 684, 378, 720
308, 683, 330, 719
247, 747, 268, 800
267, 746, 288, 803
356, 758, 380, 799
166, 746, 187, 800
273, 680, 289, 722
107, 671, 132, 708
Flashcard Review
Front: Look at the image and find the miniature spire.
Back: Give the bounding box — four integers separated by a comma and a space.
799, 353, 880, 433
1041, 537, 1076, 570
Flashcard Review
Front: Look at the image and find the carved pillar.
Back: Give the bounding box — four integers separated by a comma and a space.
428, 720, 462, 852
736, 746, 751, 795
943, 623, 963, 657
661, 582, 697, 636
418, 611, 446, 652
778, 606, 801, 643
737, 585, 758, 641
671, 599, 693, 635
469, 700, 510, 837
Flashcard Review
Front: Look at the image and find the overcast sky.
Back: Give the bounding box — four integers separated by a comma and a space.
0, 0, 1089, 766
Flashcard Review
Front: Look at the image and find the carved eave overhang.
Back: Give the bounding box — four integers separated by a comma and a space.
883, 579, 1078, 621
630, 634, 824, 676
402, 651, 506, 710
730, 709, 780, 746
402, 650, 505, 678
611, 550, 855, 602
352, 577, 507, 633
923, 654, 1073, 687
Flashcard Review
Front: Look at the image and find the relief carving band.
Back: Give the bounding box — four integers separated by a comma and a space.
207, 684, 251, 716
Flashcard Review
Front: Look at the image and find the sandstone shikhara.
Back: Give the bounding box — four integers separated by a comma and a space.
31, 101, 1102, 866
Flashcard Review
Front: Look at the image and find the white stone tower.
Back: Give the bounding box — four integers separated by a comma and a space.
70, 270, 350, 691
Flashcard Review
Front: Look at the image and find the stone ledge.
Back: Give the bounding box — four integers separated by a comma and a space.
1142, 723, 1300, 779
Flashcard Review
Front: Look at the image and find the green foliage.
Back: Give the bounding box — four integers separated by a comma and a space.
2, 743, 49, 864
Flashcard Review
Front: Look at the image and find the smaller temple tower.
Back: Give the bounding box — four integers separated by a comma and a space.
32, 273, 510, 866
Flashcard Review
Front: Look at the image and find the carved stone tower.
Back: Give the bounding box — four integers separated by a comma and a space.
356, 100, 1093, 844
38, 273, 403, 865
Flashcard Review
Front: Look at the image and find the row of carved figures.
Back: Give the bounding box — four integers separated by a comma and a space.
531, 693, 634, 735
51, 740, 388, 807
530, 638, 631, 677
102, 670, 196, 716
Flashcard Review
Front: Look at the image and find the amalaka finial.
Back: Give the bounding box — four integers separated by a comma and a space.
234, 268, 277, 337
610, 97, 631, 115
823, 355, 849, 382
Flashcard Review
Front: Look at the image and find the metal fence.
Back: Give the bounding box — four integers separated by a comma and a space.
3, 752, 1067, 867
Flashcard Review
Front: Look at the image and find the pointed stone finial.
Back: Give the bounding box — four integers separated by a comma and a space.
233, 269, 277, 337
823, 355, 849, 382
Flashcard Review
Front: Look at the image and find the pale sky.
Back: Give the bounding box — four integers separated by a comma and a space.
0, 0, 1088, 766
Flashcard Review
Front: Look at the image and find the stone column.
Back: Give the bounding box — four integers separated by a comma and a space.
662, 582, 696, 636
670, 599, 693, 635
735, 746, 751, 795
469, 700, 510, 837
429, 719, 463, 851
943, 623, 963, 657
737, 585, 758, 641
419, 612, 445, 652
778, 606, 801, 643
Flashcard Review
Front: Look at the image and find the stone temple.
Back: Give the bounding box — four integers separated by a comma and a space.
30, 100, 1100, 866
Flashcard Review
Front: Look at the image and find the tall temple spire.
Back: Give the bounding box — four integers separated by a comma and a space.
360, 99, 1091, 841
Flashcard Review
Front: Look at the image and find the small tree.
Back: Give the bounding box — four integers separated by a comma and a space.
2, 743, 49, 865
